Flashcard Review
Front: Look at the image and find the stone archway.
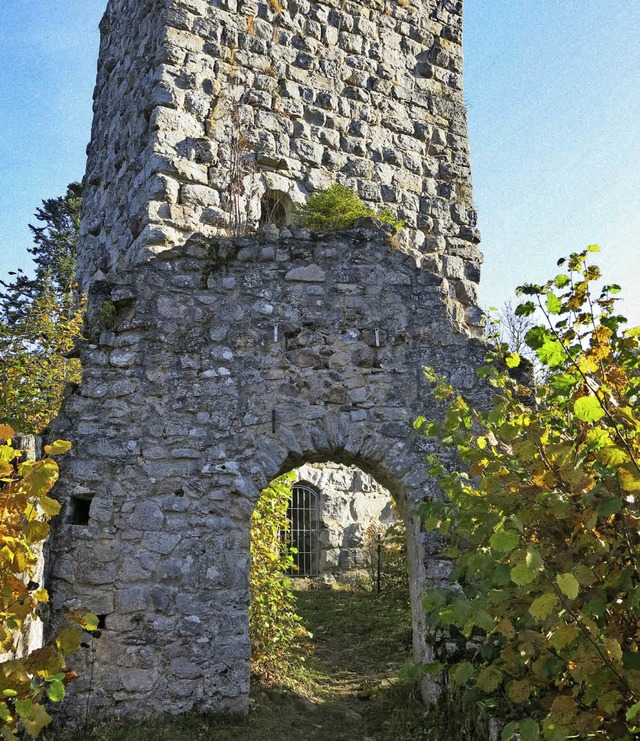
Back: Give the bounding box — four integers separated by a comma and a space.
47, 226, 487, 723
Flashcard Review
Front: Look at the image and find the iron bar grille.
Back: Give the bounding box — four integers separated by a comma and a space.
287, 483, 320, 577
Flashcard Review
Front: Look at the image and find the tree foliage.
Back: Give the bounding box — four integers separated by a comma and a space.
295, 183, 404, 232
249, 473, 312, 684
0, 183, 81, 323
416, 247, 640, 740
0, 184, 83, 433
0, 426, 97, 739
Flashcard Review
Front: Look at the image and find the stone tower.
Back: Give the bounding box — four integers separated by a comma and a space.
49, 0, 486, 722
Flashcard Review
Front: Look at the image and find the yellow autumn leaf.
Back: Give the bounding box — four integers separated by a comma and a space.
548, 695, 577, 724
476, 665, 502, 692
43, 440, 72, 457
0, 425, 15, 441
19, 702, 52, 738
548, 624, 580, 651
38, 497, 61, 518
55, 626, 82, 654
508, 679, 532, 703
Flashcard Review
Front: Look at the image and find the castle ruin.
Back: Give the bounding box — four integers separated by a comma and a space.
48, 0, 487, 721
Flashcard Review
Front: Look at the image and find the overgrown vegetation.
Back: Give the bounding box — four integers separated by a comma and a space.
295, 183, 404, 232
249, 473, 312, 683
363, 519, 410, 603
416, 247, 640, 740
0, 426, 96, 739
0, 184, 83, 433
56, 585, 426, 741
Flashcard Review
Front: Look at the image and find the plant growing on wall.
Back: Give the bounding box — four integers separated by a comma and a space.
0, 426, 97, 739
295, 184, 404, 232
416, 247, 640, 740
249, 473, 312, 684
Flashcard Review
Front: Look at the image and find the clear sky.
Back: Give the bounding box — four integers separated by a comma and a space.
0, 1, 638, 324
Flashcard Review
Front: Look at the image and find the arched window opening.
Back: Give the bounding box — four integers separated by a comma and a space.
286, 482, 320, 576
259, 189, 293, 228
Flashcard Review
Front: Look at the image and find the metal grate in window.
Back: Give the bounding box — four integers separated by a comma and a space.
287, 483, 320, 577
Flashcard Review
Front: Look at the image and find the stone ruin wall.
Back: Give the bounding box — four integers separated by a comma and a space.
46, 0, 488, 724
79, 0, 482, 330
293, 462, 398, 579
50, 226, 487, 721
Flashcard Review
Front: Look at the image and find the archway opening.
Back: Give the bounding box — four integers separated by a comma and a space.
259, 189, 294, 228
248, 460, 424, 738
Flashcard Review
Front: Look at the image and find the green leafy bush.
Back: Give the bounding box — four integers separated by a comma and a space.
416, 247, 640, 740
249, 473, 312, 684
295, 183, 404, 232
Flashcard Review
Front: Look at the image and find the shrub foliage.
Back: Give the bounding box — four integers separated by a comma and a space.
416, 247, 640, 740
249, 473, 312, 683
0, 426, 97, 739
295, 183, 404, 232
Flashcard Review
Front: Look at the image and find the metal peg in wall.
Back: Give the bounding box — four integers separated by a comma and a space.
274, 323, 279, 342
271, 409, 277, 433
375, 328, 381, 347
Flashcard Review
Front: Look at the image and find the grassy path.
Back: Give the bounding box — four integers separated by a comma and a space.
67, 585, 431, 741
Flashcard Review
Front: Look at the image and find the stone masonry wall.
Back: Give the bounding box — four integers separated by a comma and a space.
50, 225, 487, 721
79, 0, 170, 283
78, 0, 482, 331
294, 462, 397, 578
50, 0, 486, 724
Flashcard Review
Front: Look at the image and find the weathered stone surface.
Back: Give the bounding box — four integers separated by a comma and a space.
50, 228, 487, 723
47, 0, 488, 726
292, 462, 397, 577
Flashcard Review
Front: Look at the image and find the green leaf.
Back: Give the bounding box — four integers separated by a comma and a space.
626, 700, 640, 721
519, 718, 540, 741
598, 497, 622, 517
451, 661, 475, 685
526, 548, 543, 572
587, 244, 601, 252
536, 339, 566, 367
45, 679, 65, 703
550, 373, 579, 392
574, 396, 605, 423
490, 530, 520, 554
556, 573, 579, 600
501, 721, 518, 741
546, 292, 562, 315
554, 274, 570, 289
515, 302, 536, 317
529, 592, 559, 621
525, 326, 549, 350
421, 662, 444, 677
15, 699, 33, 720
511, 563, 539, 586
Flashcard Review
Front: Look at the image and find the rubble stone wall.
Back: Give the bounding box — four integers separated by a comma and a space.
50, 226, 486, 720
293, 462, 397, 577
78, 0, 482, 331
49, 0, 486, 723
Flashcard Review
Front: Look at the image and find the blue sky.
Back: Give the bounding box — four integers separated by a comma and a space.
1, 1, 638, 324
